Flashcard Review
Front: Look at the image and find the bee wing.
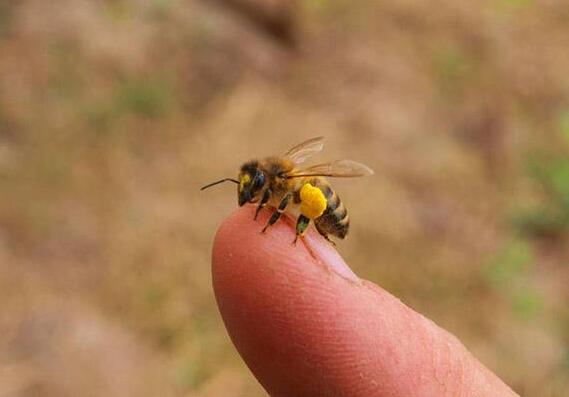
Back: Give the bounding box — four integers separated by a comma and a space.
289, 160, 374, 178
283, 136, 325, 165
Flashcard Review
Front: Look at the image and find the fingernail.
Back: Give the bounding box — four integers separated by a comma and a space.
305, 234, 360, 282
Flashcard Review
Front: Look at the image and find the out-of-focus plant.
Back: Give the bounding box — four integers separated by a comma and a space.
116, 78, 174, 118
83, 77, 175, 134
496, 0, 534, 11
485, 238, 533, 286
513, 111, 569, 239
484, 238, 543, 320
433, 46, 471, 94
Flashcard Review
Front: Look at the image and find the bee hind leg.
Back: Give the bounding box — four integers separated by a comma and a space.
293, 215, 311, 245
315, 220, 336, 246
320, 234, 336, 246
261, 193, 291, 233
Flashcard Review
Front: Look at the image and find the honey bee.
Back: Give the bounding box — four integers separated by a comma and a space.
201, 137, 374, 243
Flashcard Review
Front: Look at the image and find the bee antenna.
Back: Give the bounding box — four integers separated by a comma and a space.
200, 178, 239, 191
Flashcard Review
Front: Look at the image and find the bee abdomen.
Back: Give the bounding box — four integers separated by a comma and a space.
315, 185, 350, 239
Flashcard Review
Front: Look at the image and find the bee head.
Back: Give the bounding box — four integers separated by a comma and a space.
238, 161, 266, 206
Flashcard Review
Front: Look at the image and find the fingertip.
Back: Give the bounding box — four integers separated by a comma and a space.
211, 206, 518, 397
211, 206, 366, 395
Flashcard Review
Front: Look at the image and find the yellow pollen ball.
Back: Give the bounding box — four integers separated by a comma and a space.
300, 183, 327, 219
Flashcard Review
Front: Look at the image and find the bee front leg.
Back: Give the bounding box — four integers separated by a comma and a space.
254, 189, 271, 220
293, 215, 311, 245
261, 193, 291, 233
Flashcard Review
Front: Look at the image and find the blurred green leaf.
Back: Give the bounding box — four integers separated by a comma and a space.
494, 0, 534, 11
516, 153, 569, 237
511, 287, 543, 320
433, 47, 471, 93
177, 356, 206, 389
150, 0, 178, 18
305, 0, 329, 14
485, 239, 543, 321
115, 78, 174, 118
550, 161, 569, 205
563, 350, 569, 370
49, 40, 84, 99
83, 103, 117, 134
512, 206, 568, 238
559, 110, 569, 146
485, 238, 533, 286
527, 150, 569, 196
143, 283, 168, 308
104, 0, 133, 22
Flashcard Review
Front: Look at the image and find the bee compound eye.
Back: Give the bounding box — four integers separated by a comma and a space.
254, 172, 265, 188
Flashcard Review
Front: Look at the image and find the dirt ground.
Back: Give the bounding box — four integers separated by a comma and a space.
1, 1, 569, 396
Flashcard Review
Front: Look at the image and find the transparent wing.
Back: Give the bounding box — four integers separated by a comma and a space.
289, 160, 374, 178
283, 136, 325, 165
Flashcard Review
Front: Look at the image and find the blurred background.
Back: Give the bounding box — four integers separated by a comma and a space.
1, 0, 569, 396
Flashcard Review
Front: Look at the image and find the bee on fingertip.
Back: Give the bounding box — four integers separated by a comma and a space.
201, 137, 374, 244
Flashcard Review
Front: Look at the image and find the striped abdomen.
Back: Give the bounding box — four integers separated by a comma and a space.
311, 178, 349, 239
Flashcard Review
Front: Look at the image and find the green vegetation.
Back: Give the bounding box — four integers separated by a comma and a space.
514, 124, 569, 238
485, 238, 533, 287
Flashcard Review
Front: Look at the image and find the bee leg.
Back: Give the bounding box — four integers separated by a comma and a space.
321, 234, 336, 246
293, 215, 311, 245
261, 193, 291, 233
254, 189, 271, 220
315, 221, 336, 246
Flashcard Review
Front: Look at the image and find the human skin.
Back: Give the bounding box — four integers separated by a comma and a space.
212, 206, 519, 397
